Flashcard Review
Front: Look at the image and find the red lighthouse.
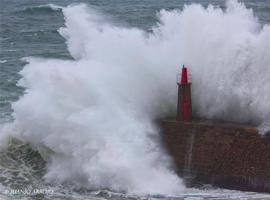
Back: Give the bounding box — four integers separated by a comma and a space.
177, 65, 192, 122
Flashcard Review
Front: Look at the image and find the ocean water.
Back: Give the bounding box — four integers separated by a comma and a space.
0, 0, 270, 199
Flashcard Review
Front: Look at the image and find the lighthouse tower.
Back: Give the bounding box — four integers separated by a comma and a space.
177, 65, 192, 121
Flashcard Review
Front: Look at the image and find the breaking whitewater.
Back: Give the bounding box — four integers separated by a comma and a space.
1, 0, 270, 199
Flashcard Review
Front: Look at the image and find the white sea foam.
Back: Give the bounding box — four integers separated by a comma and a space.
3, 0, 270, 195
0, 60, 7, 64
46, 4, 63, 11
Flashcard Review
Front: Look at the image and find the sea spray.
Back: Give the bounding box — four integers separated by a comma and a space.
10, 5, 184, 194
12, 56, 182, 194
4, 0, 270, 195
173, 0, 270, 127
151, 0, 270, 127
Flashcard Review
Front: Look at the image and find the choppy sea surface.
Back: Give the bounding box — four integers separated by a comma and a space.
1, 0, 270, 199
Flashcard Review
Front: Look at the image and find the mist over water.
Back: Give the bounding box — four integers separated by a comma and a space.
1, 0, 270, 196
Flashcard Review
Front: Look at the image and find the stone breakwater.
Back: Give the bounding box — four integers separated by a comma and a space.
160, 120, 270, 193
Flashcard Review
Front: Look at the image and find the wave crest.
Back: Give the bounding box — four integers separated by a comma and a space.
22, 4, 63, 13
